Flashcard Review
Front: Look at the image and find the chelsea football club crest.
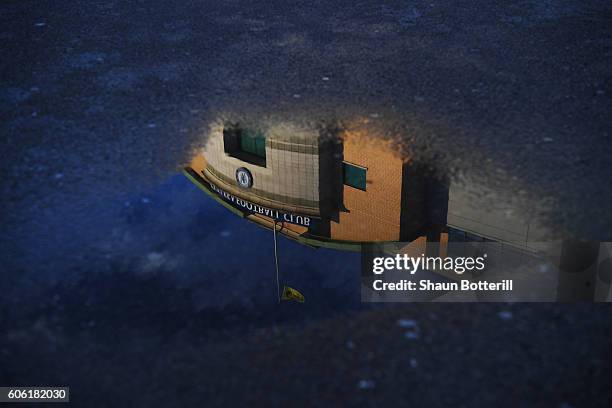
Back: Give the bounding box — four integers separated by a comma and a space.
235, 167, 253, 189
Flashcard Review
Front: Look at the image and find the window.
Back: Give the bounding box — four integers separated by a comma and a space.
343, 162, 367, 191
239, 130, 266, 159
223, 126, 266, 166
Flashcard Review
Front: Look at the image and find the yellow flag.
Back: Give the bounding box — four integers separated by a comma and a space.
281, 285, 305, 303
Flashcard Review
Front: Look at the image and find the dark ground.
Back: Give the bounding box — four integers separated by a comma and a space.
1, 1, 612, 406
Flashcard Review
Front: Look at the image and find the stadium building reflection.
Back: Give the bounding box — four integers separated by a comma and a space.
184, 120, 610, 301
184, 120, 542, 252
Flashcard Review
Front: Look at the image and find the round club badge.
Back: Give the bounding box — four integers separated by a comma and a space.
235, 167, 253, 188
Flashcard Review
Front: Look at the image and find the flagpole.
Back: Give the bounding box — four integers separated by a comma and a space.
273, 220, 281, 303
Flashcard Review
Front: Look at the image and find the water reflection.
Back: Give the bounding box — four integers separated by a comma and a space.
186, 120, 548, 251
186, 120, 611, 301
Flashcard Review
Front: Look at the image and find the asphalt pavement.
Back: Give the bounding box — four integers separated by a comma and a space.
1, 1, 611, 406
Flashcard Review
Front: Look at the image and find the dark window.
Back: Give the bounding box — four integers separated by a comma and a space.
223, 126, 266, 166
343, 162, 367, 191
239, 130, 266, 159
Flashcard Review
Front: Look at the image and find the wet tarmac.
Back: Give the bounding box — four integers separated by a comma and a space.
1, 0, 612, 406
